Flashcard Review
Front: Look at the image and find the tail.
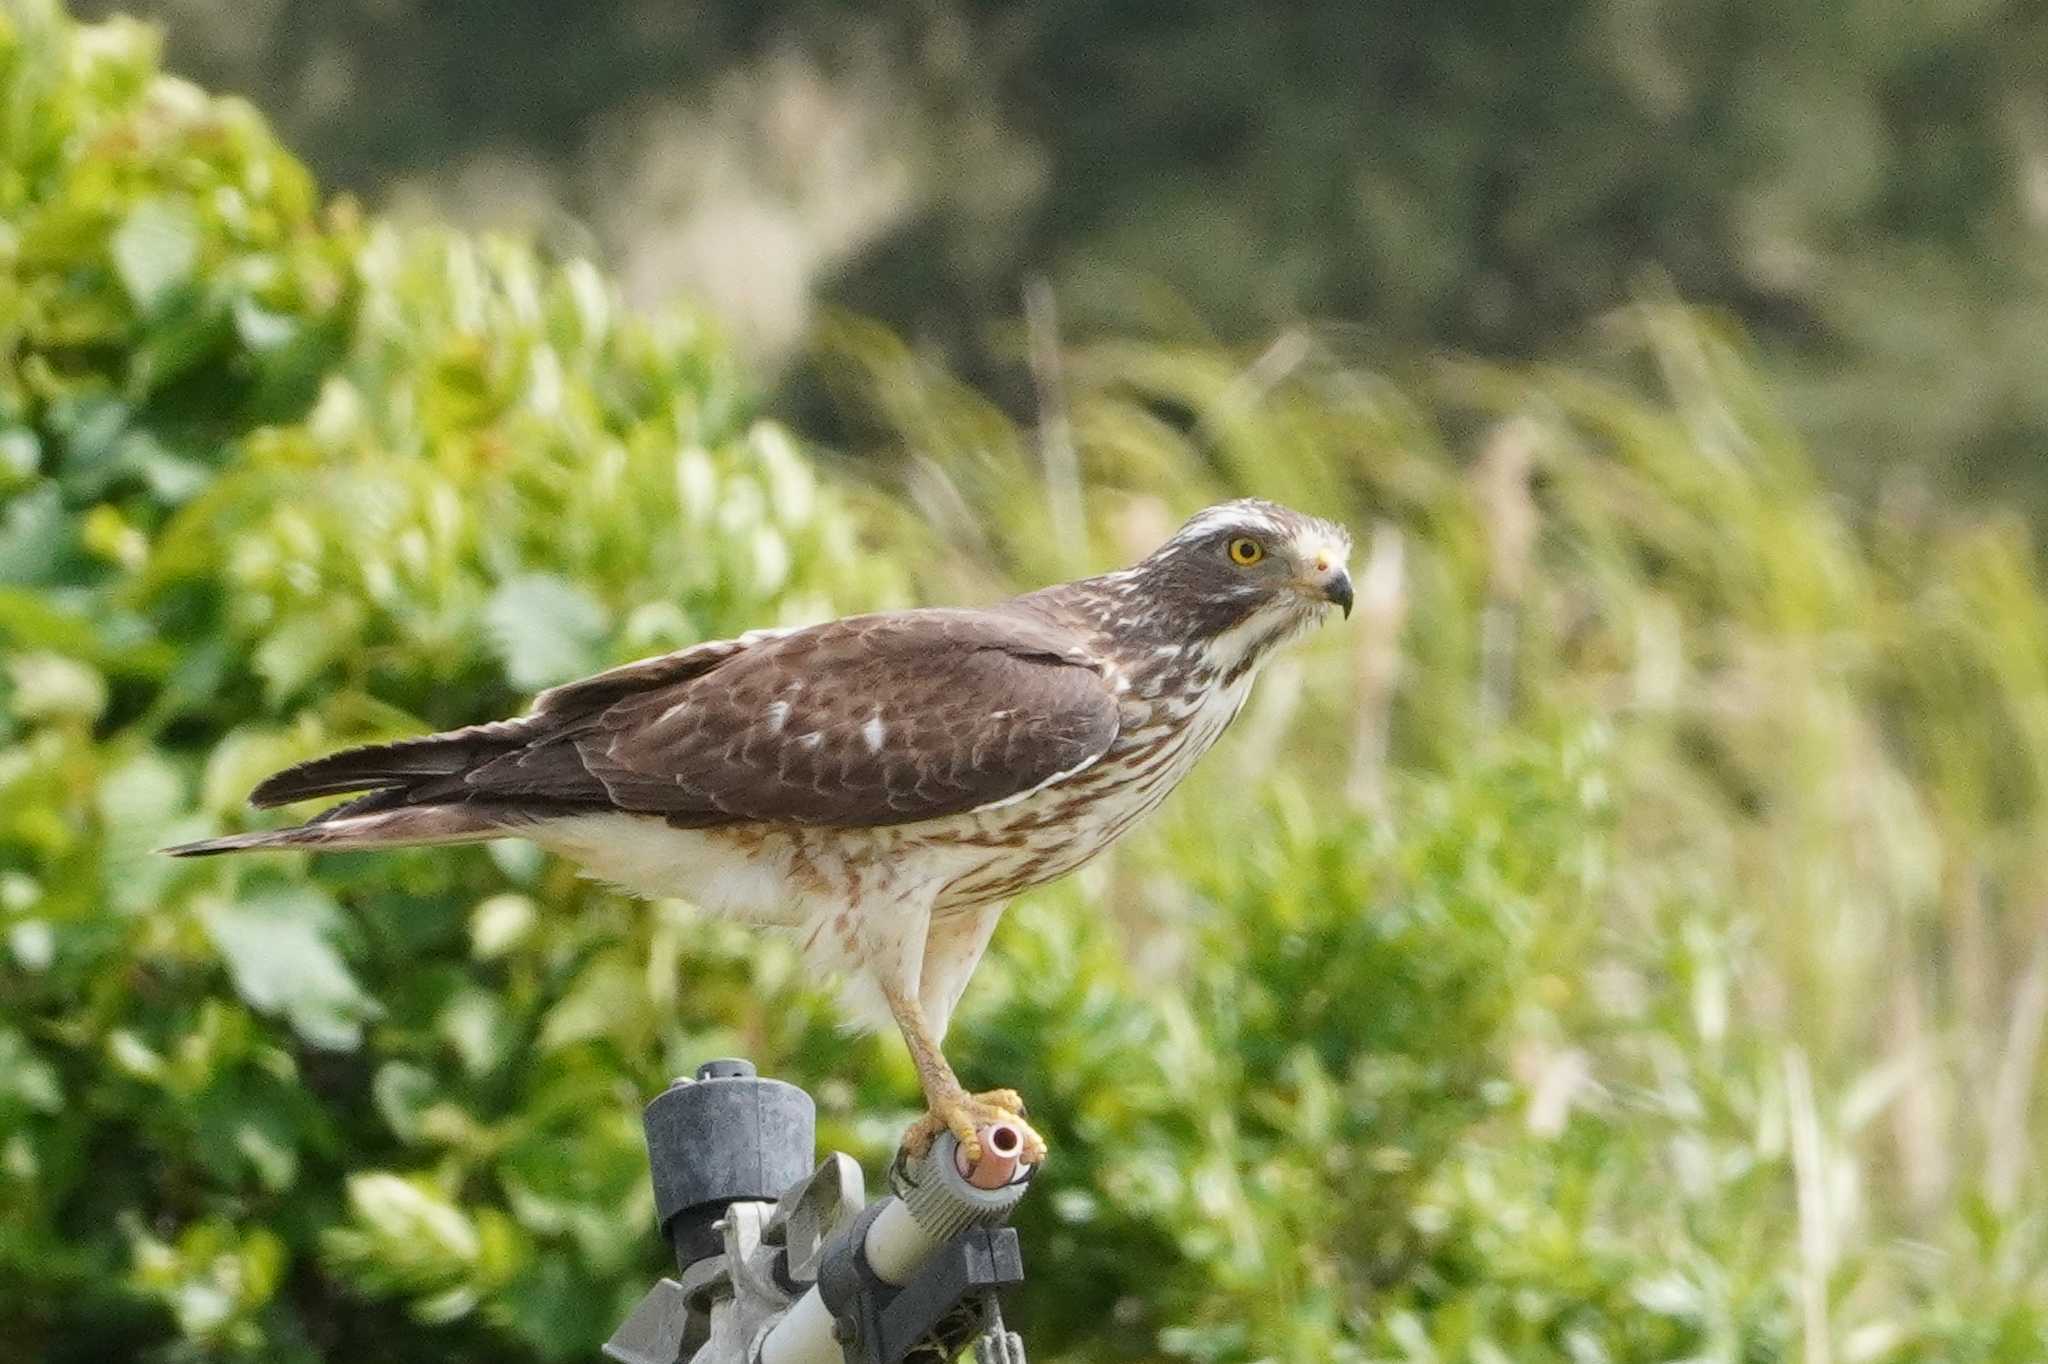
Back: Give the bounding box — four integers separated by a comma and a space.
244, 722, 530, 808
160, 802, 529, 857
161, 721, 542, 858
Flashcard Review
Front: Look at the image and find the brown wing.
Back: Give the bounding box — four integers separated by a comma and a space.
255, 609, 1121, 829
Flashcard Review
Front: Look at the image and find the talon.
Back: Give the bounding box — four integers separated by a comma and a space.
900, 1111, 943, 1160
947, 1104, 984, 1165
965, 1089, 1045, 1165
900, 1088, 1047, 1169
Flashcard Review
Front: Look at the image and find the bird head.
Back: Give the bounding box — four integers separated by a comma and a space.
1127, 498, 1353, 667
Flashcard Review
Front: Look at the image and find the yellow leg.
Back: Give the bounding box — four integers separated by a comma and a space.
885, 988, 1047, 1166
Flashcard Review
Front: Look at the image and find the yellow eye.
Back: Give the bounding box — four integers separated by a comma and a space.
1227, 536, 1265, 566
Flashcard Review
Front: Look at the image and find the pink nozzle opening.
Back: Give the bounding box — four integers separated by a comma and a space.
957, 1121, 1025, 1188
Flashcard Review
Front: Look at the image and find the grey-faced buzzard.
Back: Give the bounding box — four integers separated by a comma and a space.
168, 498, 1354, 1162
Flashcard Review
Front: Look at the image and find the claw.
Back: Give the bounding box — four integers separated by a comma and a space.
901, 1088, 1047, 1168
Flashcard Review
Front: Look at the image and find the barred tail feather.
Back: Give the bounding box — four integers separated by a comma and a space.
160, 804, 521, 857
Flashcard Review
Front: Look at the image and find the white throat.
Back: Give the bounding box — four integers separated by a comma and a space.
1203, 601, 1324, 677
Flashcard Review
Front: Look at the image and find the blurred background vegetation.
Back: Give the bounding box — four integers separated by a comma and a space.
6, 1, 2048, 1361
65, 0, 2048, 521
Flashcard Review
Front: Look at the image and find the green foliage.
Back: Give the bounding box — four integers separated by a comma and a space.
8, 6, 2048, 1363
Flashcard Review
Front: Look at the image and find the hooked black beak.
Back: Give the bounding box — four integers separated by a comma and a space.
1324, 569, 1353, 618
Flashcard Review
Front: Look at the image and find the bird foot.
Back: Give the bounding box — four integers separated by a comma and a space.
902, 1088, 1047, 1167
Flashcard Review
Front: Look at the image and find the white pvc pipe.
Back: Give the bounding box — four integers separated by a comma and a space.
755, 1197, 945, 1364
757, 1288, 836, 1364
859, 1196, 943, 1286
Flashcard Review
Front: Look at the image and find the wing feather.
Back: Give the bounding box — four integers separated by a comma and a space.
458, 608, 1120, 827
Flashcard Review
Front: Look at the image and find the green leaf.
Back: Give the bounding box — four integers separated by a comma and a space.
251, 603, 362, 704
111, 198, 201, 311
200, 886, 381, 1050
0, 1027, 63, 1114
494, 1250, 617, 1362
97, 751, 185, 913
6, 650, 107, 722
322, 1172, 484, 1303
0, 429, 41, 488
0, 487, 74, 586
483, 573, 608, 690
372, 1061, 437, 1143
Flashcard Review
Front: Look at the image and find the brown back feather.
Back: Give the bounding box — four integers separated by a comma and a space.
241, 608, 1121, 830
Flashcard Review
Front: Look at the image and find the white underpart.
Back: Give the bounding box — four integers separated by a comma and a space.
529, 813, 987, 1032
919, 899, 1007, 1039
535, 815, 810, 925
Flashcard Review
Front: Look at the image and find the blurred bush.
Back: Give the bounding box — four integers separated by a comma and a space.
6, 4, 2048, 1362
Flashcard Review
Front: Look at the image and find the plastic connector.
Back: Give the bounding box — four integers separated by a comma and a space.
892, 1128, 1032, 1245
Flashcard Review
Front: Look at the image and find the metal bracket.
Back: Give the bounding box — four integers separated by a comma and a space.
824, 1224, 1025, 1364
766, 1152, 867, 1288
973, 1298, 1027, 1364
602, 1277, 692, 1364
